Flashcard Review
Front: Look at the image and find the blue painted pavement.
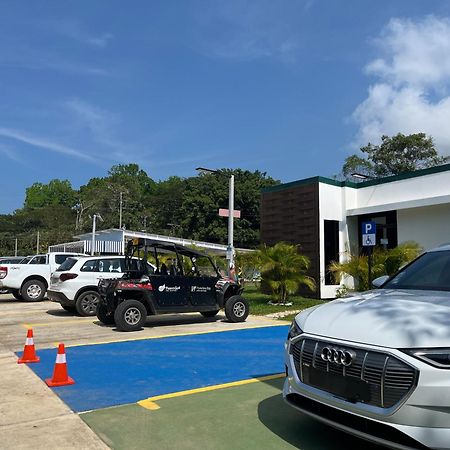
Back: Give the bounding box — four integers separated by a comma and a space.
26, 326, 289, 412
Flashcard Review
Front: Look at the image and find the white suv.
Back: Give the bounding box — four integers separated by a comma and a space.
47, 256, 154, 316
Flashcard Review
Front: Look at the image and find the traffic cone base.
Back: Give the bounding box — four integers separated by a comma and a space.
45, 376, 75, 387
46, 343, 75, 387
18, 329, 40, 364
18, 355, 40, 364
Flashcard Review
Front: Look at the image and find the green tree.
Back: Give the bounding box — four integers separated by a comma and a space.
24, 179, 77, 209
256, 242, 315, 303
329, 242, 422, 291
343, 133, 449, 179
171, 169, 278, 248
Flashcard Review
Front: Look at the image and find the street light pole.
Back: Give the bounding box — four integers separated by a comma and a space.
91, 214, 104, 256
227, 174, 235, 271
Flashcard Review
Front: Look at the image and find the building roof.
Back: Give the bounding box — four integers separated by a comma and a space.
262, 163, 450, 194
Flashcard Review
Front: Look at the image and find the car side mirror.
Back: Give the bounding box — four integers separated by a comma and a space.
372, 275, 389, 289
140, 275, 150, 284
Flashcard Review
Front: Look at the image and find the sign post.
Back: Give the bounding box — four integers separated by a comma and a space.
362, 221, 376, 289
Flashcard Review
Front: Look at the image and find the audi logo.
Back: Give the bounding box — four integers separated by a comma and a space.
320, 347, 355, 367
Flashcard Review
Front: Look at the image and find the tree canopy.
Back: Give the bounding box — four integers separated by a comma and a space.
343, 133, 449, 179
0, 164, 278, 256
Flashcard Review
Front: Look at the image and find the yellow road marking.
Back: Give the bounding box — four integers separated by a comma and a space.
64, 323, 287, 348
22, 318, 96, 328
138, 373, 285, 410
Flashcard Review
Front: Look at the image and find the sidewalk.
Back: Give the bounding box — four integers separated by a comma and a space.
0, 343, 109, 450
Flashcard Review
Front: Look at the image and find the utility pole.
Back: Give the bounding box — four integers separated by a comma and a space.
36, 231, 40, 255
119, 192, 123, 229
14, 238, 18, 257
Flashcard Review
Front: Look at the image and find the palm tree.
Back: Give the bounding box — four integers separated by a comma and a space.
329, 241, 422, 291
257, 242, 315, 304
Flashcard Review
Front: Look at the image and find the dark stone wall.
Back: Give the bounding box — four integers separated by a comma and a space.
260, 181, 320, 298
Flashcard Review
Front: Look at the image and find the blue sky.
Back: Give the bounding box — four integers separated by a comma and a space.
2, 0, 450, 213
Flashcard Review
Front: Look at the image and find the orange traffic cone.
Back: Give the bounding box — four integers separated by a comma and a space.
18, 329, 40, 364
45, 343, 75, 387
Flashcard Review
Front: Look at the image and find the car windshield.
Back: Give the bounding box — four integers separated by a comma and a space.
383, 250, 450, 291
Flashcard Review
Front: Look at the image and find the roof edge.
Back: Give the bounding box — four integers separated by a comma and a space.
262, 163, 450, 194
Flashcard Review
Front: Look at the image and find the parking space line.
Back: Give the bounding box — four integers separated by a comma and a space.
64, 323, 287, 348
137, 373, 285, 411
22, 318, 96, 328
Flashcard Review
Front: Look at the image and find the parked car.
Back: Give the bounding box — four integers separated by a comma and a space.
284, 244, 450, 450
0, 257, 24, 293
0, 253, 83, 301
48, 256, 155, 316
97, 238, 249, 331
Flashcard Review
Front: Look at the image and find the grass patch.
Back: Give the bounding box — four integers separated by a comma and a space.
242, 283, 325, 318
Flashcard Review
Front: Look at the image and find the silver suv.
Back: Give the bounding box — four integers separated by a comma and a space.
284, 245, 450, 450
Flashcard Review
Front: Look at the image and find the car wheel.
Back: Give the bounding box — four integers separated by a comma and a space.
76, 291, 100, 316
21, 280, 46, 302
225, 296, 249, 323
96, 303, 115, 325
61, 304, 76, 313
0, 289, 8, 294
11, 289, 23, 300
201, 310, 219, 318
114, 300, 147, 331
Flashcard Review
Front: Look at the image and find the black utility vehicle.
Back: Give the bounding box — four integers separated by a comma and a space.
97, 238, 249, 331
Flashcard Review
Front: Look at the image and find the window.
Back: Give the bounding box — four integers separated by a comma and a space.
98, 258, 123, 273
29, 255, 47, 264
384, 251, 450, 291
80, 260, 97, 272
56, 258, 78, 272
55, 254, 77, 265
324, 220, 339, 285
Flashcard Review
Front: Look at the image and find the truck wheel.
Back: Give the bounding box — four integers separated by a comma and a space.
76, 291, 100, 316
96, 303, 115, 325
114, 300, 147, 331
225, 296, 249, 323
201, 310, 219, 318
11, 289, 23, 300
21, 280, 46, 302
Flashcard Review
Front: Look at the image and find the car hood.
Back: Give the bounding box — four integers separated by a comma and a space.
297, 289, 450, 348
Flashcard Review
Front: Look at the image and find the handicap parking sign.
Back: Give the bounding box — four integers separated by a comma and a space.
362, 221, 376, 247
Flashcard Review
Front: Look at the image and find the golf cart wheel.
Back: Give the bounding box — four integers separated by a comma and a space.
21, 280, 45, 302
114, 299, 147, 331
61, 304, 76, 313
201, 310, 219, 318
76, 290, 101, 316
11, 289, 23, 300
225, 296, 249, 323
96, 303, 115, 325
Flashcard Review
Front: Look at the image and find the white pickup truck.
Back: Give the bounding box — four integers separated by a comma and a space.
0, 253, 83, 301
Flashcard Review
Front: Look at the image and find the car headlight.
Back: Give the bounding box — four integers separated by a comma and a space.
404, 348, 450, 369
288, 320, 303, 340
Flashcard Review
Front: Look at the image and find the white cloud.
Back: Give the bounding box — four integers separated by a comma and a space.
352, 16, 450, 153
0, 127, 100, 163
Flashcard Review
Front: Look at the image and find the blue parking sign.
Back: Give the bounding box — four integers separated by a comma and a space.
362, 221, 376, 246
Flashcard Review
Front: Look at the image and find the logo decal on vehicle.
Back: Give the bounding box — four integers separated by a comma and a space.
158, 284, 181, 292
191, 286, 212, 292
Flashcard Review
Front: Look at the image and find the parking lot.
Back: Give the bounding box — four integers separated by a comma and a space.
0, 293, 380, 449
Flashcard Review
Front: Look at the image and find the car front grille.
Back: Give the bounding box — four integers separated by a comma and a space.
291, 338, 418, 409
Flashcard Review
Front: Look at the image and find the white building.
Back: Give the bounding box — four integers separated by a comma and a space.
261, 164, 450, 299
